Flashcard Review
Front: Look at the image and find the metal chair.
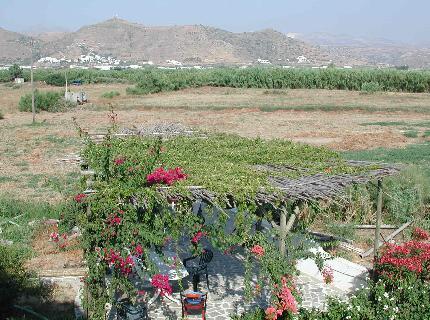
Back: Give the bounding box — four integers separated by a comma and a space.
180, 291, 208, 320
115, 298, 149, 320
183, 249, 213, 291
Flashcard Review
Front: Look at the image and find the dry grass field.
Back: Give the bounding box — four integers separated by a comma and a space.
1, 82, 430, 202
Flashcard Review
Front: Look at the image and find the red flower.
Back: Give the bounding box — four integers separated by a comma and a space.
50, 232, 59, 243
74, 193, 86, 203
151, 274, 172, 296
376, 240, 430, 278
412, 227, 430, 241
107, 214, 122, 226
191, 230, 207, 244
251, 244, 265, 257
266, 277, 298, 319
147, 167, 187, 186
134, 244, 144, 256
114, 157, 125, 165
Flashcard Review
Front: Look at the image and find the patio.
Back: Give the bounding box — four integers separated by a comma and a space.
145, 247, 346, 319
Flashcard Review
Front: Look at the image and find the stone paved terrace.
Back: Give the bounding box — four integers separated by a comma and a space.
147, 249, 347, 319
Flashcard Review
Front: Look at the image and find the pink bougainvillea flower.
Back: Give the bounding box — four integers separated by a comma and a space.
74, 193, 86, 203
265, 306, 277, 319
114, 157, 125, 165
151, 274, 172, 296
191, 230, 207, 244
107, 214, 122, 226
251, 244, 265, 257
50, 232, 59, 243
322, 266, 334, 284
146, 167, 187, 186
134, 244, 144, 256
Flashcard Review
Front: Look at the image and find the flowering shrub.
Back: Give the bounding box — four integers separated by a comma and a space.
191, 230, 207, 245
74, 193, 86, 203
49, 231, 69, 249
322, 266, 334, 284
412, 227, 430, 241
265, 277, 298, 320
106, 210, 124, 226
151, 273, 173, 296
251, 245, 265, 257
114, 157, 125, 166
146, 167, 187, 186
50, 232, 59, 243
375, 240, 430, 280
104, 249, 135, 276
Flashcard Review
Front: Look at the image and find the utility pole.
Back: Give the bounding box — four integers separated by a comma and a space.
30, 40, 35, 124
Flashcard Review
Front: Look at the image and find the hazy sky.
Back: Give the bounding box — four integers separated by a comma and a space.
0, 0, 429, 44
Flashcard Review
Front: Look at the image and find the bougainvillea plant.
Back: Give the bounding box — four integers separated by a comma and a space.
71, 113, 377, 319
322, 266, 334, 284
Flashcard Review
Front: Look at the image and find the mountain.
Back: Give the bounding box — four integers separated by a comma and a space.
0, 28, 37, 64
293, 32, 430, 68
40, 18, 329, 65
1, 19, 430, 68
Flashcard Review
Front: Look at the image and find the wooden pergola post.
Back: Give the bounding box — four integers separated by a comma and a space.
374, 179, 383, 260
279, 207, 287, 256
279, 205, 297, 257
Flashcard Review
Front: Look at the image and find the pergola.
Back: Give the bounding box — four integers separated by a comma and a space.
85, 126, 401, 261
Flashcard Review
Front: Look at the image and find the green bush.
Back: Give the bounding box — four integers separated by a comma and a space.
236, 275, 430, 320
0, 110, 4, 120
45, 73, 66, 86
403, 130, 419, 138
0, 245, 46, 315
361, 81, 381, 94
8, 64, 23, 80
18, 90, 73, 113
101, 90, 120, 99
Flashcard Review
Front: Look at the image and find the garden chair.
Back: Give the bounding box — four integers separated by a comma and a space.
180, 291, 208, 320
116, 297, 149, 320
183, 249, 213, 291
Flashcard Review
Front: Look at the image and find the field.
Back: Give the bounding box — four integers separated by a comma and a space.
1, 77, 430, 318
1, 82, 430, 202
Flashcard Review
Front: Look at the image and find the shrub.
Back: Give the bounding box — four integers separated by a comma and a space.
375, 240, 430, 281
45, 73, 66, 86
0, 245, 47, 315
18, 90, 73, 113
101, 90, 120, 99
403, 130, 419, 138
8, 64, 23, 80
0, 110, 4, 120
361, 81, 381, 94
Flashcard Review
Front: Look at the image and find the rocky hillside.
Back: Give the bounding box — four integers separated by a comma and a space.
1, 19, 331, 65
42, 18, 329, 64
294, 32, 430, 69
0, 28, 38, 63
2, 19, 430, 68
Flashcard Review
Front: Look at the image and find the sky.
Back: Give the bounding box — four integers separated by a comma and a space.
0, 0, 429, 44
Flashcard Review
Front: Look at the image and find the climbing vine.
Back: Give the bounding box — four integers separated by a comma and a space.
71, 116, 379, 319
